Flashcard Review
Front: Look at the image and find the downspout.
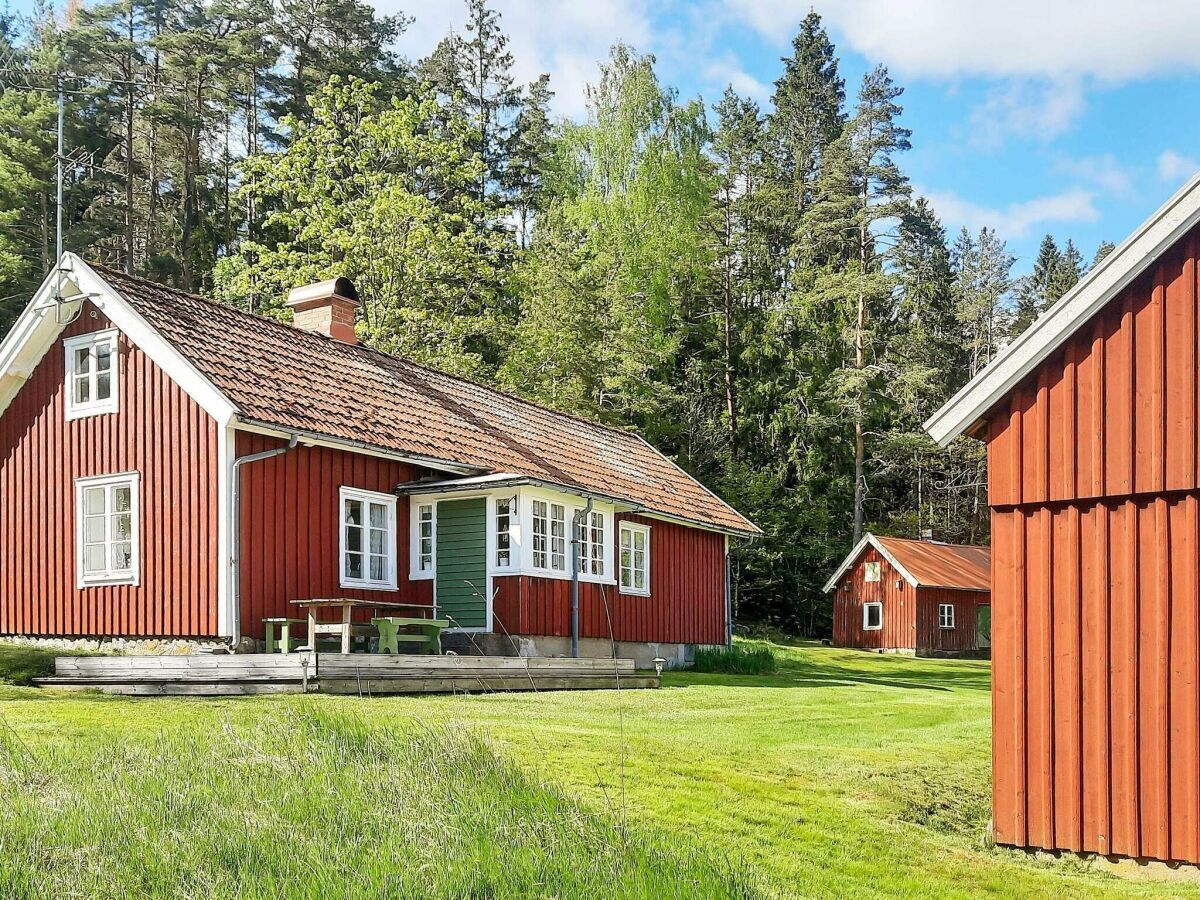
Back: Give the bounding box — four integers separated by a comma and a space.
230, 434, 298, 649
570, 498, 594, 659
725, 535, 733, 648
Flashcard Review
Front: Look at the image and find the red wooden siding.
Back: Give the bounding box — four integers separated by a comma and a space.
985, 222, 1200, 864
235, 432, 433, 639
831, 547, 916, 650
491, 514, 727, 645
0, 304, 219, 637
832, 547, 988, 652
915, 588, 988, 653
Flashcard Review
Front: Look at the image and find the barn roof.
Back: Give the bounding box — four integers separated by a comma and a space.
926, 171, 1200, 446
78, 260, 757, 536
822, 533, 990, 593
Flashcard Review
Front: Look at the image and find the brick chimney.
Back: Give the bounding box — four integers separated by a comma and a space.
286, 277, 359, 344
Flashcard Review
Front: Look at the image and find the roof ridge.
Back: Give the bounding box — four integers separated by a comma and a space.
878, 535, 990, 551
89, 261, 649, 445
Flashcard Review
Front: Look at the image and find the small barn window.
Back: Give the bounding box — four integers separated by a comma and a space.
863, 601, 883, 630
939, 603, 955, 629
64, 330, 119, 420
864, 561, 881, 582
619, 522, 651, 595
75, 471, 140, 587
340, 486, 397, 590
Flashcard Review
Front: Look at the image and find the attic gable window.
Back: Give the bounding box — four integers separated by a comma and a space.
864, 561, 881, 582
64, 330, 119, 420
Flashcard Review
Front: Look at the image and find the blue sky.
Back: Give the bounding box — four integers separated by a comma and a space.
392, 0, 1200, 273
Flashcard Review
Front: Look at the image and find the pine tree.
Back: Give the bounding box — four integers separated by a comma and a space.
1012, 233, 1060, 335
953, 227, 1015, 378
503, 73, 552, 249
1092, 240, 1115, 268
1048, 237, 1084, 302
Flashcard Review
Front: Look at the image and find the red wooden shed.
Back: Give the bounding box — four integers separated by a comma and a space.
824, 534, 991, 656
0, 257, 759, 668
926, 172, 1200, 865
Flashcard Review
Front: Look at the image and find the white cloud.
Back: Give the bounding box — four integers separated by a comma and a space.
968, 78, 1085, 148
1056, 153, 1134, 197
921, 187, 1100, 241
728, 0, 1200, 83
702, 54, 771, 104
1158, 149, 1200, 184
385, 0, 652, 118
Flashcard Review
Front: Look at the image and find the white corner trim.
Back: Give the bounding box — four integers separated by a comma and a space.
217, 423, 235, 638
821, 533, 920, 594
925, 170, 1200, 447
0, 253, 238, 428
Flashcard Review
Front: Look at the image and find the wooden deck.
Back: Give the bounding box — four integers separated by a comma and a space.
34, 654, 659, 696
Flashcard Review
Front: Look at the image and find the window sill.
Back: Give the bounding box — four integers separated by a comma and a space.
339, 579, 399, 592
620, 588, 651, 597
65, 403, 119, 422
409, 571, 435, 582
79, 574, 138, 588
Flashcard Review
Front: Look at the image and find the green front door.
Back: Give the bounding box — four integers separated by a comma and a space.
976, 605, 991, 649
435, 498, 488, 629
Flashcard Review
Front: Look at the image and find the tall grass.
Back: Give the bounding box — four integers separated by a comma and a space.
691, 644, 778, 675
0, 704, 759, 899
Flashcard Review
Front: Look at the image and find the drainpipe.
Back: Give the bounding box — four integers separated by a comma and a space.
725, 535, 733, 648
230, 434, 298, 649
570, 498, 594, 659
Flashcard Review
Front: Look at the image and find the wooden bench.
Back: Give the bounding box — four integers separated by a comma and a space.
372, 617, 450, 655
263, 617, 307, 654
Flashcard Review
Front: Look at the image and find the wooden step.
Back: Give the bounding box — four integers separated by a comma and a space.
33, 679, 305, 696
318, 675, 661, 695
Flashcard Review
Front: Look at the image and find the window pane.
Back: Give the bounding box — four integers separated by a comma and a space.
85, 516, 105, 543
111, 542, 132, 571
75, 376, 91, 404
85, 488, 105, 515
95, 342, 112, 371
369, 503, 385, 528
498, 550, 510, 566
113, 486, 131, 512
84, 544, 106, 572
370, 556, 385, 581
345, 499, 363, 526
346, 525, 362, 552
633, 532, 645, 551
75, 347, 91, 374
346, 552, 363, 579
111, 513, 132, 541
634, 570, 645, 590
369, 528, 385, 554
96, 372, 111, 400
620, 529, 631, 549
420, 554, 432, 572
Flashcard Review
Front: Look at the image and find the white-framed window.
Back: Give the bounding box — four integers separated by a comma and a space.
415, 503, 435, 576
75, 472, 140, 586
64, 329, 119, 420
619, 522, 650, 595
578, 510, 605, 576
864, 561, 881, 582
339, 487, 397, 590
863, 601, 883, 631
531, 499, 567, 572
939, 603, 955, 629
495, 496, 515, 568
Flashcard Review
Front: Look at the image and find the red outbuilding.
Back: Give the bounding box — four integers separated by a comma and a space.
0, 257, 759, 666
927, 173, 1200, 865
824, 534, 991, 657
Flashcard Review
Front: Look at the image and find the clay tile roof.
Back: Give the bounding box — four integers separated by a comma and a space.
874, 536, 991, 591
95, 264, 759, 535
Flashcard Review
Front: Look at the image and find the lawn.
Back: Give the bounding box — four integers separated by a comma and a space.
0, 641, 1195, 899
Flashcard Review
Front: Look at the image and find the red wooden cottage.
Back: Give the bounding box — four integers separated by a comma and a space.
824, 534, 991, 656
0, 256, 759, 666
927, 172, 1200, 865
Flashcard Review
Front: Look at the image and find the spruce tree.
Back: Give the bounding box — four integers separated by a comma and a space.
503, 73, 552, 249
1012, 233, 1060, 335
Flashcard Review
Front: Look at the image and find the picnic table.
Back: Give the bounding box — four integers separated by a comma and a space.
372, 616, 450, 655
289, 599, 438, 655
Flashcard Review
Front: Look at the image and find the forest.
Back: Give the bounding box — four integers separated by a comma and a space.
0, 0, 1114, 634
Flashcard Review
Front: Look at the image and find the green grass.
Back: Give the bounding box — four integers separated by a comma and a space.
0, 643, 60, 685
0, 640, 1195, 898
692, 642, 778, 674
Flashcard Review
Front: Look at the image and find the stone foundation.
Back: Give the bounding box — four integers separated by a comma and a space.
0, 635, 229, 655
441, 632, 699, 669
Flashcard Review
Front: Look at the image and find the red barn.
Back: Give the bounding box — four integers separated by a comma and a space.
824, 534, 991, 656
927, 173, 1200, 864
0, 257, 758, 666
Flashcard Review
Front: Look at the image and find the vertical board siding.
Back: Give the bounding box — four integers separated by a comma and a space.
913, 588, 988, 653
235, 432, 432, 638
490, 514, 727, 646
985, 224, 1200, 864
0, 304, 219, 637
831, 547, 916, 650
